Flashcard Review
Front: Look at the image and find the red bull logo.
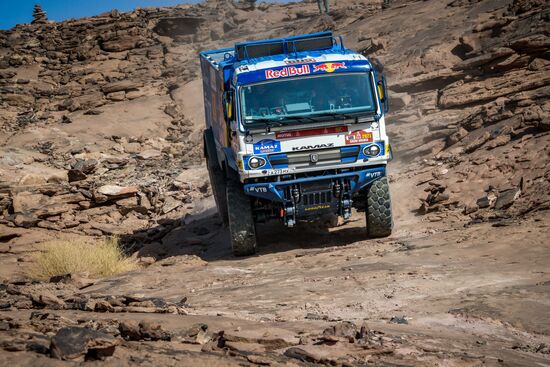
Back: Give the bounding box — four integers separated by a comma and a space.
313, 62, 347, 73
265, 65, 311, 79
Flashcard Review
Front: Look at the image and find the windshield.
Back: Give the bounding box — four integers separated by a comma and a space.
240, 72, 376, 124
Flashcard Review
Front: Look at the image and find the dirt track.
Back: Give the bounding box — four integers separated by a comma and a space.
2, 194, 549, 365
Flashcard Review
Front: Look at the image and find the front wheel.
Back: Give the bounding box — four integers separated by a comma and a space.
366, 177, 393, 237
226, 179, 257, 256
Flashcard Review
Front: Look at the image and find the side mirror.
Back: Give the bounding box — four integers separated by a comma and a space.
377, 78, 389, 114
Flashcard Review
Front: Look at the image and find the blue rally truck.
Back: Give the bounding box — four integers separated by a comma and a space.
200, 32, 393, 256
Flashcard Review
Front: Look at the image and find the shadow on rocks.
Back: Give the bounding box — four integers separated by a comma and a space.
121, 207, 371, 263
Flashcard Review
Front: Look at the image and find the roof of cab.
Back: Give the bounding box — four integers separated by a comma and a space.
200, 32, 362, 71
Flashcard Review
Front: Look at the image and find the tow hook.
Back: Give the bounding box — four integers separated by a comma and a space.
342, 198, 352, 220
341, 179, 352, 220
282, 204, 296, 227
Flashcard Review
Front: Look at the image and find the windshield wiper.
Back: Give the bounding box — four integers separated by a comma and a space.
311, 112, 356, 120
311, 111, 378, 122
279, 116, 317, 123
246, 117, 292, 133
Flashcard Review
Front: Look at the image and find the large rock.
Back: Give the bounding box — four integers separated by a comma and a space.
17, 174, 47, 186
50, 326, 119, 361
12, 193, 44, 213
100, 36, 141, 52
97, 185, 138, 197
101, 80, 143, 94
31, 291, 65, 309
12, 192, 85, 216
136, 149, 162, 160
12, 214, 40, 228
494, 188, 521, 210
119, 320, 171, 341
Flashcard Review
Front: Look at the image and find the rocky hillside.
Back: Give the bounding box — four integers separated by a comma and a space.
0, 0, 391, 246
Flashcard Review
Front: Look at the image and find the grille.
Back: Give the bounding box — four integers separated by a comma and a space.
269, 146, 359, 169
302, 191, 333, 205
288, 148, 341, 168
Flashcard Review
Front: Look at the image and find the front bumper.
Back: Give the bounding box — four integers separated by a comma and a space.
243, 165, 386, 203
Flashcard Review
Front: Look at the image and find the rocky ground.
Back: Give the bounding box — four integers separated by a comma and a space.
0, 0, 548, 365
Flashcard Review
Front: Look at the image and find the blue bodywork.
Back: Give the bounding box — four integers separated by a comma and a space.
244, 166, 386, 202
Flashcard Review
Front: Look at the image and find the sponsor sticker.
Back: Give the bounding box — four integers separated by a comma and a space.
304, 204, 331, 211
276, 126, 348, 139
253, 139, 281, 154
265, 65, 311, 79
365, 171, 382, 179
248, 186, 268, 193
313, 62, 347, 73
264, 168, 290, 175
345, 130, 373, 145
292, 143, 334, 151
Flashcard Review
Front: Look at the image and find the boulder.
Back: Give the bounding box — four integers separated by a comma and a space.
476, 191, 497, 209
12, 214, 40, 228
50, 327, 119, 361
494, 188, 521, 210
119, 320, 171, 341
97, 185, 138, 197
136, 149, 162, 160
31, 291, 65, 309
71, 159, 98, 174
138, 321, 171, 341
18, 174, 47, 186
106, 91, 125, 101
12, 193, 44, 213
322, 321, 357, 339
68, 169, 87, 182
101, 80, 143, 94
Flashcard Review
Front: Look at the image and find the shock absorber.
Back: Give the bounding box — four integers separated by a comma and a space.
292, 184, 300, 203
333, 180, 342, 199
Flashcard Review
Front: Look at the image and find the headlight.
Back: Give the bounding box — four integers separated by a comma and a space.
363, 144, 381, 157
248, 156, 266, 169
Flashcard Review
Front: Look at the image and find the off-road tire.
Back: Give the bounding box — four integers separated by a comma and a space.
366, 177, 393, 237
226, 179, 257, 256
204, 130, 228, 226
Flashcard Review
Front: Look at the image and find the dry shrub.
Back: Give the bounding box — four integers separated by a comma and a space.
30, 237, 138, 279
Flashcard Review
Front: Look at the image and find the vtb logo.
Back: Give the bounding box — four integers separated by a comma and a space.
313, 62, 347, 73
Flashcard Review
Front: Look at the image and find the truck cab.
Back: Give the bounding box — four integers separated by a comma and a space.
200, 32, 393, 256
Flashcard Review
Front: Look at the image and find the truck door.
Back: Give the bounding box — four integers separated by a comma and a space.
223, 89, 239, 153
